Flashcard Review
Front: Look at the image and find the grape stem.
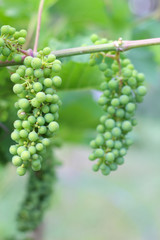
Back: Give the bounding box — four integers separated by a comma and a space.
1, 37, 160, 67
33, 0, 45, 52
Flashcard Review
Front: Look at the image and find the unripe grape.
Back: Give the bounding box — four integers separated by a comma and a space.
96, 124, 105, 133
38, 126, 47, 134
44, 113, 54, 123
52, 63, 61, 73
104, 131, 112, 140
106, 139, 114, 148
17, 146, 27, 156
105, 152, 115, 162
43, 47, 51, 55
9, 145, 17, 155
18, 98, 30, 109
105, 119, 115, 129
17, 167, 26, 176
52, 76, 62, 87
48, 121, 59, 132
99, 62, 107, 71
11, 130, 20, 141
90, 34, 99, 43
19, 129, 28, 138
36, 92, 46, 102
19, 29, 27, 37
116, 157, 124, 165
11, 73, 20, 83
18, 37, 26, 45
125, 103, 136, 113
122, 86, 131, 95
122, 121, 132, 132
42, 138, 50, 146
28, 146, 36, 155
90, 140, 97, 149
137, 73, 145, 82
13, 84, 24, 94
101, 166, 110, 175
1, 25, 10, 34
36, 143, 44, 152
21, 150, 31, 161
109, 163, 117, 171
28, 131, 38, 141
31, 98, 41, 108
92, 164, 99, 172
31, 58, 42, 69
95, 135, 104, 145
34, 69, 44, 78
119, 95, 129, 105
43, 78, 52, 87
112, 127, 121, 137
48, 54, 56, 62
94, 149, 104, 158
14, 120, 22, 129
98, 96, 108, 105
137, 86, 147, 96
111, 98, 119, 107
24, 56, 33, 67
28, 116, 36, 124
12, 155, 22, 166
88, 153, 96, 161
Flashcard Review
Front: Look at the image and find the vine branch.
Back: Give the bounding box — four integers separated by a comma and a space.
1, 38, 160, 67
34, 0, 45, 52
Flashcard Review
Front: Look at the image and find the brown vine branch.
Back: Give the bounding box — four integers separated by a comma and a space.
1, 38, 160, 67
34, 0, 45, 52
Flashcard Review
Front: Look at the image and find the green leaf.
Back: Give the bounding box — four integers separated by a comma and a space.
59, 62, 104, 90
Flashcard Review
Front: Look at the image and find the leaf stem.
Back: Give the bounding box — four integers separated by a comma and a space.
1, 38, 160, 67
33, 0, 45, 52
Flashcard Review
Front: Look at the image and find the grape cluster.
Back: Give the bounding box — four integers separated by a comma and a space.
9, 47, 62, 176
89, 35, 147, 176
0, 25, 27, 62
17, 147, 56, 232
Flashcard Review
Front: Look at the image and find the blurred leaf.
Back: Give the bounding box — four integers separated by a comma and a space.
59, 62, 104, 90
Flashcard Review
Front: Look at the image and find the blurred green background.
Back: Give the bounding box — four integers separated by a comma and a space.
1, 0, 160, 239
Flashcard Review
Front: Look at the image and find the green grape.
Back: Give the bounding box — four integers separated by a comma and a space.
13, 84, 24, 94
48, 121, 59, 132
137, 86, 147, 96
11, 73, 20, 83
52, 76, 62, 87
17, 167, 27, 176
44, 113, 54, 123
36, 143, 43, 152
43, 78, 52, 87
18, 37, 26, 45
94, 149, 104, 158
21, 151, 31, 161
2, 47, 11, 56
121, 121, 132, 132
105, 152, 115, 162
14, 120, 22, 129
36, 92, 46, 102
28, 131, 38, 141
18, 98, 30, 109
12, 156, 22, 166
9, 145, 17, 155
17, 146, 27, 156
31, 58, 42, 69
105, 119, 115, 129
19, 129, 28, 138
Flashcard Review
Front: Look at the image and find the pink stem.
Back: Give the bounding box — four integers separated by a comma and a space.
34, 0, 45, 52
